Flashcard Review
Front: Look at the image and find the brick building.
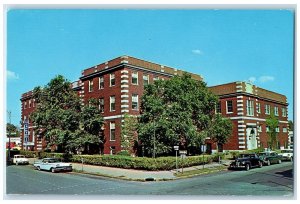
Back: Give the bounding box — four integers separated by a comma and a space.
20, 55, 202, 154
208, 81, 289, 152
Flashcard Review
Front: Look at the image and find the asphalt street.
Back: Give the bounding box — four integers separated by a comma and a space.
5, 162, 293, 198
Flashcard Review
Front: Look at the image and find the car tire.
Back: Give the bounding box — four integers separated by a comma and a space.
290, 157, 293, 162
267, 160, 271, 166
259, 161, 263, 168
245, 164, 250, 171
278, 159, 281, 164
51, 168, 56, 173
16, 162, 18, 166
37, 166, 41, 171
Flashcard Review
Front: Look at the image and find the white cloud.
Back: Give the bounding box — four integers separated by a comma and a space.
192, 49, 203, 55
7, 70, 19, 80
259, 76, 275, 83
248, 77, 256, 83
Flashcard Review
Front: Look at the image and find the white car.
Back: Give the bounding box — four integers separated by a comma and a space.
278, 149, 293, 161
12, 155, 29, 165
33, 158, 72, 173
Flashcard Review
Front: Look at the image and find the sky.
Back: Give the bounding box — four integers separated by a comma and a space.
5, 9, 294, 126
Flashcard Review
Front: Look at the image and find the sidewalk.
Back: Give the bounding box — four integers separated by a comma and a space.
28, 158, 231, 181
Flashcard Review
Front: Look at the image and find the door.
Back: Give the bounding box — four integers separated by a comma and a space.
246, 127, 257, 150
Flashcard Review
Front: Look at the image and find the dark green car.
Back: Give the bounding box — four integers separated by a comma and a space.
258, 151, 282, 166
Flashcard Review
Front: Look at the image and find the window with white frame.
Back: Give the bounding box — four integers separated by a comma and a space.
110, 73, 115, 87
88, 79, 94, 92
216, 101, 221, 113
226, 100, 233, 113
282, 107, 287, 117
265, 104, 270, 115
24, 101, 27, 109
283, 127, 287, 133
110, 96, 115, 111
258, 125, 262, 132
132, 71, 138, 85
29, 100, 32, 108
99, 98, 104, 113
276, 126, 280, 133
143, 74, 149, 86
99, 76, 104, 89
110, 122, 116, 141
274, 106, 279, 116
132, 94, 139, 110
246, 100, 254, 116
257, 103, 261, 113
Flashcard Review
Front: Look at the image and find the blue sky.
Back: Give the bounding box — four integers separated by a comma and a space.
6, 9, 294, 126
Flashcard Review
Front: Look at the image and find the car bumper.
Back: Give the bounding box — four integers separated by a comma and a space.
228, 164, 247, 169
53, 167, 73, 172
16, 161, 29, 164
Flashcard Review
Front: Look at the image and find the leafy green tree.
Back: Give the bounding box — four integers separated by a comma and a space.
121, 114, 138, 155
31, 75, 104, 154
138, 73, 219, 157
266, 109, 279, 150
6, 123, 20, 137
205, 114, 233, 152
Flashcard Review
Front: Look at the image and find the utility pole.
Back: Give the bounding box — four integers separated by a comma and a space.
7, 111, 11, 163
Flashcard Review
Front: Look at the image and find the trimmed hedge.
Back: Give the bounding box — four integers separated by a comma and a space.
19, 150, 213, 171
72, 154, 213, 171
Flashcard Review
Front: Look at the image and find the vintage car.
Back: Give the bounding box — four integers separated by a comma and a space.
12, 154, 29, 165
258, 151, 282, 165
228, 153, 263, 171
278, 149, 293, 161
33, 158, 72, 173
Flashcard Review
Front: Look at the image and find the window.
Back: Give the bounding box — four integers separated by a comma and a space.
88, 79, 94, 92
258, 125, 262, 132
29, 100, 32, 108
110, 122, 116, 141
24, 101, 27, 109
257, 103, 261, 113
216, 101, 221, 113
143, 74, 149, 86
110, 96, 115, 111
265, 104, 270, 115
33, 99, 35, 107
99, 76, 104, 89
132, 94, 139, 110
132, 72, 138, 85
226, 100, 233, 113
246, 100, 254, 116
282, 108, 287, 117
266, 126, 270, 132
99, 98, 104, 113
110, 73, 115, 87
274, 106, 279, 116
283, 127, 287, 133
276, 126, 280, 133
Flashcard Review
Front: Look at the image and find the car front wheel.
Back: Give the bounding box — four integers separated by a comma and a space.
267, 160, 271, 166
245, 164, 250, 171
278, 159, 281, 164
259, 161, 263, 168
51, 168, 56, 173
37, 166, 41, 171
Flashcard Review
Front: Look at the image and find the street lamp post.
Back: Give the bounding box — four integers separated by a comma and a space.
153, 120, 156, 158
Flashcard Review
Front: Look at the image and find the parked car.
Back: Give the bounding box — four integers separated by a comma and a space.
278, 149, 293, 161
228, 153, 263, 171
11, 154, 29, 165
33, 158, 72, 173
258, 151, 282, 165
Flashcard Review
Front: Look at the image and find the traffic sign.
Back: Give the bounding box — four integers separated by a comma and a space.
174, 145, 179, 151
179, 150, 187, 155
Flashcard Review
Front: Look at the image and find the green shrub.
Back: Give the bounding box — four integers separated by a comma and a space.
212, 153, 225, 162
116, 150, 131, 156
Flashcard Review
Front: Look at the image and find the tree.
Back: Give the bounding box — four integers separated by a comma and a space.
31, 75, 104, 154
266, 110, 279, 150
206, 114, 233, 152
138, 73, 219, 157
6, 123, 20, 137
121, 114, 138, 155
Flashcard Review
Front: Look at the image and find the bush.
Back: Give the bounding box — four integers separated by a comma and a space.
212, 153, 225, 162
116, 150, 131, 156
71, 154, 213, 171
19, 150, 64, 159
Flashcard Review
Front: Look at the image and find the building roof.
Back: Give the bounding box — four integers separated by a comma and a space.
209, 81, 287, 105
81, 55, 203, 81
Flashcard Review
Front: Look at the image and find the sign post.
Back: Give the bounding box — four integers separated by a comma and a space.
201, 144, 207, 169
179, 150, 187, 173
174, 145, 179, 173
24, 120, 29, 151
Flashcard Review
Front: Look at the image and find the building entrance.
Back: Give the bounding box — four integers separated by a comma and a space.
246, 127, 257, 150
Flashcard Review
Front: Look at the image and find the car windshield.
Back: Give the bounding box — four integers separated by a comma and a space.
16, 155, 25, 158
258, 153, 267, 156
238, 154, 251, 158
43, 159, 59, 163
